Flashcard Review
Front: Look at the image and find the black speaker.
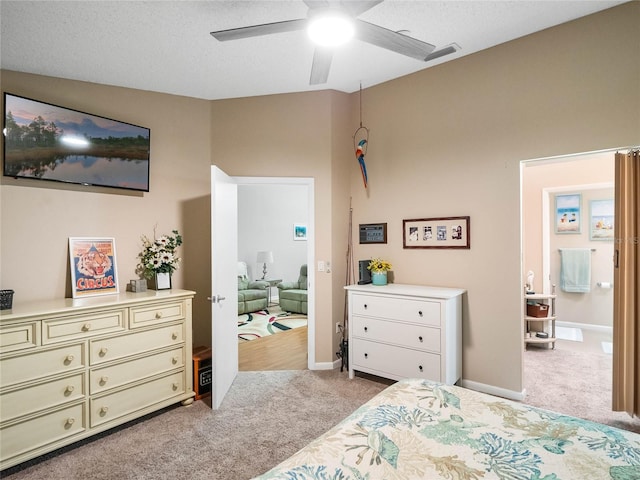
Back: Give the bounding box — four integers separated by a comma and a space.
358, 260, 372, 285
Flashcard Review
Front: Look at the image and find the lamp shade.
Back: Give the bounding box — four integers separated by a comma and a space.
257, 251, 274, 264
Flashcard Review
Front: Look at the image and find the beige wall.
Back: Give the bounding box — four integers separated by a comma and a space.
348, 3, 638, 392
0, 72, 214, 346
1, 3, 638, 394
209, 91, 352, 362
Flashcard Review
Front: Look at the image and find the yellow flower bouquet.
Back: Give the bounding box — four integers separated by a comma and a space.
367, 258, 392, 273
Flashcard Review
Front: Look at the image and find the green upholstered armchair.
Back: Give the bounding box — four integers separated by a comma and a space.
277, 264, 308, 314
238, 262, 269, 315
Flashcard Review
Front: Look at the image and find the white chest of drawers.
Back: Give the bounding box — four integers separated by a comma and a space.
0, 290, 196, 471
346, 284, 464, 384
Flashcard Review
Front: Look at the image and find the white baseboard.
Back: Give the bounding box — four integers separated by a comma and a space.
312, 364, 527, 401
459, 379, 525, 402
310, 361, 337, 370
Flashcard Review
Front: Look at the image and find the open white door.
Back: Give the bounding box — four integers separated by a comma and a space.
210, 166, 238, 409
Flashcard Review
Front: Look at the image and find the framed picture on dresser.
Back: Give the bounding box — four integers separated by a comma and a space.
69, 237, 119, 298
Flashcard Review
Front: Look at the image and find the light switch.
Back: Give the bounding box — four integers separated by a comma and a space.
318, 261, 325, 272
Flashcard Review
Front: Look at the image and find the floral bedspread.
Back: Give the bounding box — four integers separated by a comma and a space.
254, 379, 640, 479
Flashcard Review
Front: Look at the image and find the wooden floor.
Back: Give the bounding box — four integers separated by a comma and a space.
238, 325, 308, 371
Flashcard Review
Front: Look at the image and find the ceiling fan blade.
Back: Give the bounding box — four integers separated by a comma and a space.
310, 48, 333, 85
354, 19, 435, 60
340, 0, 384, 17
303, 0, 330, 9
211, 18, 307, 42
425, 44, 460, 62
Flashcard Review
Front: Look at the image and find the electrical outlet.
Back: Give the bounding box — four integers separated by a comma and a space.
326, 261, 331, 273
335, 322, 341, 334
318, 261, 325, 272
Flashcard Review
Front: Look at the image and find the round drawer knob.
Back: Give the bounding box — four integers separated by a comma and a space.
418, 336, 423, 342
172, 383, 179, 391
364, 353, 368, 358
418, 365, 423, 372
363, 304, 368, 309
65, 385, 75, 394
364, 326, 368, 332
100, 406, 109, 415
418, 311, 423, 317
172, 356, 178, 364
82, 323, 91, 331
65, 417, 75, 427
172, 332, 178, 340
99, 347, 108, 356
100, 376, 109, 385
64, 354, 75, 364
155, 311, 163, 319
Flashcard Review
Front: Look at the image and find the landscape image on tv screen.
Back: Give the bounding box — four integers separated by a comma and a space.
3, 93, 150, 192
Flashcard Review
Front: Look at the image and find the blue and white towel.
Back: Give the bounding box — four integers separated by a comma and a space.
560, 248, 591, 293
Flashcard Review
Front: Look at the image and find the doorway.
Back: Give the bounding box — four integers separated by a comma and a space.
521, 149, 616, 418
236, 176, 315, 371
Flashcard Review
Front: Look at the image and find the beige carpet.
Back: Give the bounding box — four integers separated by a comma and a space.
2, 370, 388, 480
4, 353, 638, 479
523, 346, 640, 433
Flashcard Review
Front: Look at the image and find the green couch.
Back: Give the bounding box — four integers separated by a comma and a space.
277, 264, 308, 314
238, 262, 269, 314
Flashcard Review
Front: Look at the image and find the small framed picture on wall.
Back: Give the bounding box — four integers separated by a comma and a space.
555, 194, 581, 234
403, 216, 470, 249
293, 224, 307, 241
589, 199, 614, 240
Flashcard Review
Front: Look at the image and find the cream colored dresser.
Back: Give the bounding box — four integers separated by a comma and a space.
346, 284, 465, 384
0, 289, 196, 470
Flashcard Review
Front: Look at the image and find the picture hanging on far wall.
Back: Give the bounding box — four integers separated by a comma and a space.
69, 237, 119, 298
589, 199, 614, 240
293, 224, 307, 241
555, 194, 581, 234
403, 216, 470, 249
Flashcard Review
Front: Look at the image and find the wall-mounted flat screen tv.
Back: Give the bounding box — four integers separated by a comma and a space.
3, 93, 150, 192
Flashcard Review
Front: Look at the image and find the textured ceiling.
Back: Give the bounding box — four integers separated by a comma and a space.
0, 0, 628, 100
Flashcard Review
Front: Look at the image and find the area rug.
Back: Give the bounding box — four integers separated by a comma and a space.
238, 306, 307, 342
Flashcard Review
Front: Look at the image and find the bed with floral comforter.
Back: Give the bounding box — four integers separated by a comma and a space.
255, 378, 640, 479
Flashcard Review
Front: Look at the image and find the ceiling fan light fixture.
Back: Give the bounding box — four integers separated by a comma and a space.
307, 12, 354, 47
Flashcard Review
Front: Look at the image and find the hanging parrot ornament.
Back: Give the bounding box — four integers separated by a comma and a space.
355, 138, 368, 188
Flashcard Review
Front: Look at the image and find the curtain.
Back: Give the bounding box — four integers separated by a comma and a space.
613, 150, 640, 417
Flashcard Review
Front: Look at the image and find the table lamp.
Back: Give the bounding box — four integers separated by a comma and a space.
256, 251, 274, 280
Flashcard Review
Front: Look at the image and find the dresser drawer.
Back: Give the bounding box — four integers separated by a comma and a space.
351, 339, 441, 381
351, 294, 441, 326
42, 310, 126, 344
0, 343, 84, 387
90, 346, 185, 394
0, 373, 85, 422
0, 322, 39, 353
351, 316, 440, 353
130, 301, 186, 329
89, 322, 184, 365
90, 370, 185, 427
0, 402, 86, 464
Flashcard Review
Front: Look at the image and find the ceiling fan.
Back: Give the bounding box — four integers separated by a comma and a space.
210, 0, 459, 85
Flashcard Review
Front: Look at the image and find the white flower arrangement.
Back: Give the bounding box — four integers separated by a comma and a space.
137, 229, 183, 279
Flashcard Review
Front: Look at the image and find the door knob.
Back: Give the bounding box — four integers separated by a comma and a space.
207, 295, 226, 303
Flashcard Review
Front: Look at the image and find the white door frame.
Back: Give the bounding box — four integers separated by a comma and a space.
235, 175, 316, 369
